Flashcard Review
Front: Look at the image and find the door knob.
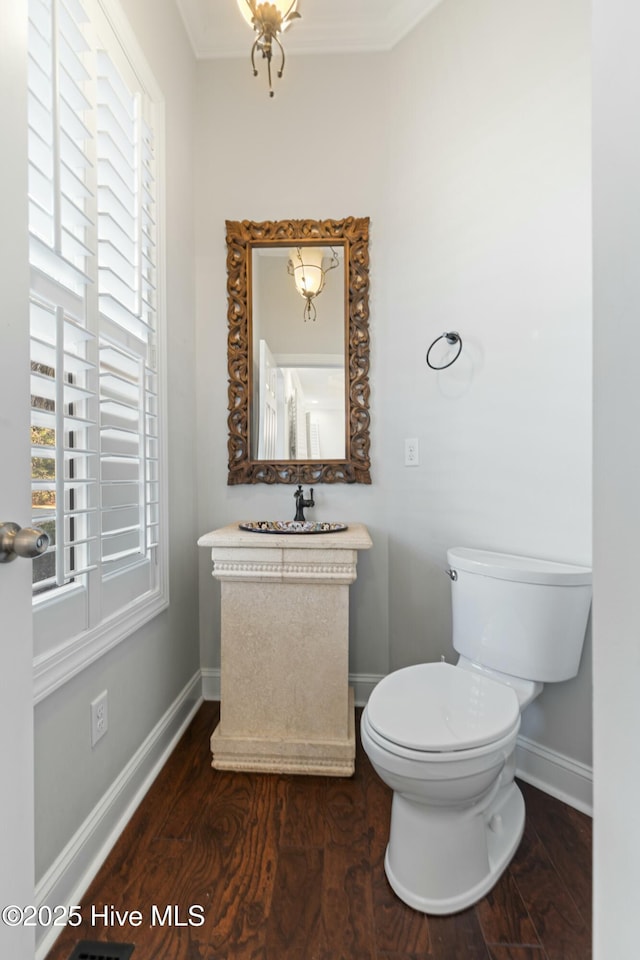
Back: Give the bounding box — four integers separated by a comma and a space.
0, 522, 50, 563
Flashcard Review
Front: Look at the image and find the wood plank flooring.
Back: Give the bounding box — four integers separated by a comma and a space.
45, 702, 592, 960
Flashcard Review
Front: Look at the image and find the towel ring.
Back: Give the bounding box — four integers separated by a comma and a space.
426, 331, 462, 370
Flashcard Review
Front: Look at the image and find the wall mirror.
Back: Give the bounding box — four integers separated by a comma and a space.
225, 217, 371, 484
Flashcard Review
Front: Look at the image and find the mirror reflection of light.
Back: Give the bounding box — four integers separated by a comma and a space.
288, 246, 339, 322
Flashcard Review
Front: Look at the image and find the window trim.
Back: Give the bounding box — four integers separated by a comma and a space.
34, 587, 167, 704
32, 0, 169, 703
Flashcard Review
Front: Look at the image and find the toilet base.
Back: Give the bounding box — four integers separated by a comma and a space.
384, 781, 525, 915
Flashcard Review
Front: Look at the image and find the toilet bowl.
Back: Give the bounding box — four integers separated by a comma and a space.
361, 547, 592, 915
362, 661, 524, 914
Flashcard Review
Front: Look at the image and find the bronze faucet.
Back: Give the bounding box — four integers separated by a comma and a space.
293, 485, 314, 522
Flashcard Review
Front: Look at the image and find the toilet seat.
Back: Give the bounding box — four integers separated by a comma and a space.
366, 661, 520, 753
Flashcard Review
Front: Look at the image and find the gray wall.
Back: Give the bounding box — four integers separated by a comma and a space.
34, 0, 200, 882
196, 0, 592, 767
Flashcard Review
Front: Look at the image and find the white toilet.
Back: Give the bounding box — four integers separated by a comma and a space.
361, 546, 592, 916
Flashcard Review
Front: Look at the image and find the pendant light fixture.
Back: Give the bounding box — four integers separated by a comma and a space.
287, 246, 339, 321
236, 1, 301, 97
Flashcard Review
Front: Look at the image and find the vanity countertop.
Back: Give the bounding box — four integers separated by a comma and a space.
198, 522, 372, 552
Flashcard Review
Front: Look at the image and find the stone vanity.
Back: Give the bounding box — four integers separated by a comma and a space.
198, 522, 372, 776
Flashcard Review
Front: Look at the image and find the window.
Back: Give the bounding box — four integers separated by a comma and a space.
28, 0, 167, 699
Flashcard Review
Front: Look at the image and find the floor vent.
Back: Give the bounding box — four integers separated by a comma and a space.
66, 942, 134, 960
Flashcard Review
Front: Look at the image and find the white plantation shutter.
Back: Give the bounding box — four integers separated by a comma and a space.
28, 0, 167, 690
96, 43, 159, 583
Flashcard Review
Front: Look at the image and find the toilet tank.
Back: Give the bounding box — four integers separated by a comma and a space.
447, 547, 592, 683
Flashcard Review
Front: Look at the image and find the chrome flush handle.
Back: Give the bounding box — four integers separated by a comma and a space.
0, 522, 50, 563
445, 567, 458, 581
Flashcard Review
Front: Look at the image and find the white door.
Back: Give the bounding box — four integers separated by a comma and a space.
258, 338, 284, 459
0, 3, 36, 958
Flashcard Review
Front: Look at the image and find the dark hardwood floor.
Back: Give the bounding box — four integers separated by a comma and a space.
45, 702, 592, 960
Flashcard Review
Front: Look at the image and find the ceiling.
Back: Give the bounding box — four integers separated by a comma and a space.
176, 0, 445, 60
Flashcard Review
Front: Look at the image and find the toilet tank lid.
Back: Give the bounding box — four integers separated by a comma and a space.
447, 547, 592, 586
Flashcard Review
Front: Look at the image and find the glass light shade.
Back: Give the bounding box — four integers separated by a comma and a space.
236, 0, 299, 30
289, 247, 325, 299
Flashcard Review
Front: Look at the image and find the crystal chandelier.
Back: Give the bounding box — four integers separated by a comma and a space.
236, 1, 301, 97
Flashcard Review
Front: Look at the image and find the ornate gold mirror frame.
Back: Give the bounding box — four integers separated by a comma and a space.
226, 217, 371, 484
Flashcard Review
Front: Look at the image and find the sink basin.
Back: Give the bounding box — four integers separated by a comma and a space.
239, 520, 348, 535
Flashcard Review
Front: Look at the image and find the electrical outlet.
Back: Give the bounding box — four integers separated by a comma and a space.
91, 690, 108, 747
404, 437, 420, 466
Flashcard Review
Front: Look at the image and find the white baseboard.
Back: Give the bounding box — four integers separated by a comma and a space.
515, 734, 593, 817
350, 672, 383, 706
35, 671, 203, 959
201, 666, 220, 700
